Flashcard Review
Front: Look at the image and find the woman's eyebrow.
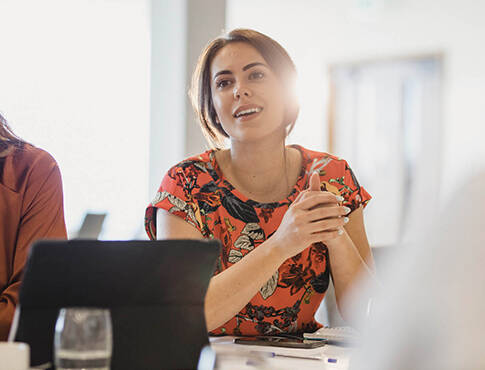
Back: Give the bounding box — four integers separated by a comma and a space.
213, 70, 232, 79
242, 62, 266, 71
213, 62, 266, 80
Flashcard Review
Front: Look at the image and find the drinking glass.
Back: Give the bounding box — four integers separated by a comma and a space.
54, 308, 112, 370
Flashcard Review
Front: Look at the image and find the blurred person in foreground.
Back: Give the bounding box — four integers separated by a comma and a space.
352, 171, 485, 369
0, 112, 66, 340
145, 29, 378, 336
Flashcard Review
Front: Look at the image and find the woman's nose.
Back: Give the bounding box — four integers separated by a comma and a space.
233, 84, 251, 99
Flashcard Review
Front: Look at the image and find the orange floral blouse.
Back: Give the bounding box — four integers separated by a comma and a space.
145, 145, 371, 336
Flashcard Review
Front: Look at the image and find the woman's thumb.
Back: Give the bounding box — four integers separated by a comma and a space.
308, 171, 321, 191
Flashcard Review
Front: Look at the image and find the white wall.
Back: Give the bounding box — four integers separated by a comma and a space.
2, 0, 482, 239
150, 0, 187, 198
185, 0, 226, 158
226, 0, 485, 203
149, 0, 226, 202
0, 0, 151, 239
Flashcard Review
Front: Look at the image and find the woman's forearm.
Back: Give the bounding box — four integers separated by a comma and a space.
204, 237, 285, 332
325, 231, 377, 323
157, 210, 290, 331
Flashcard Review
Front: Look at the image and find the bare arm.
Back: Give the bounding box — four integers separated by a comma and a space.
156, 186, 349, 331
157, 209, 286, 331
326, 206, 378, 323
298, 173, 377, 325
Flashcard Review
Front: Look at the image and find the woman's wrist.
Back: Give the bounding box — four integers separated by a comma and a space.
261, 235, 288, 267
325, 228, 348, 251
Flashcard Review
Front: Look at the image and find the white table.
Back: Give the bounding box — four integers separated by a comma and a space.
209, 337, 352, 370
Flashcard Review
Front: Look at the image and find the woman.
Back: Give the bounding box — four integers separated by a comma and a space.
145, 29, 375, 335
0, 113, 67, 339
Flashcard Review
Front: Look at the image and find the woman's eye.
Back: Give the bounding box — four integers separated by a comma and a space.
216, 79, 231, 89
249, 71, 264, 80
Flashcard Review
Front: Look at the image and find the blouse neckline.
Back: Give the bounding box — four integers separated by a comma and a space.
208, 144, 309, 207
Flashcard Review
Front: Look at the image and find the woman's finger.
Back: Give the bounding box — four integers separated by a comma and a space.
309, 216, 348, 233
292, 171, 320, 205
309, 229, 343, 243
294, 191, 342, 210
306, 205, 350, 222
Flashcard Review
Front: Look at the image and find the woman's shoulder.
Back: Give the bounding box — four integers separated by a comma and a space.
293, 144, 349, 173
1, 144, 60, 192
295, 144, 371, 208
168, 149, 215, 171
160, 149, 220, 190
14, 144, 58, 167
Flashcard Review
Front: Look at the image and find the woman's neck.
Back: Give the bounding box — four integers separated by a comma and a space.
216, 137, 301, 202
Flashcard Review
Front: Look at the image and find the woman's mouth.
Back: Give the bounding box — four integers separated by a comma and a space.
233, 107, 263, 121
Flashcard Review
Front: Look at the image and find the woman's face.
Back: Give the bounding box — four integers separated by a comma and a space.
210, 42, 287, 144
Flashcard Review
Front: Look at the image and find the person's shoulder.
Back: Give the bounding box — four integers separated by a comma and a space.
2, 144, 60, 192
11, 143, 58, 169
296, 145, 340, 160
160, 149, 219, 190
294, 144, 348, 172
152, 149, 217, 210
166, 149, 216, 176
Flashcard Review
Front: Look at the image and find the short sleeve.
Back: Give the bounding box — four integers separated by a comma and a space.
144, 165, 204, 240
340, 161, 371, 213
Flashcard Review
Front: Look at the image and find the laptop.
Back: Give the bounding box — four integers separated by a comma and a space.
9, 239, 221, 370
75, 212, 106, 239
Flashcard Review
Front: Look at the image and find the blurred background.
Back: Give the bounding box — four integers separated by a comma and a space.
1, 0, 484, 246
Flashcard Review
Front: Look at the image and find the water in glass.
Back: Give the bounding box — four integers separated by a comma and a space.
54, 308, 112, 370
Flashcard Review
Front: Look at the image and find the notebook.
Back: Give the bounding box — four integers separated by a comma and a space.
9, 239, 220, 370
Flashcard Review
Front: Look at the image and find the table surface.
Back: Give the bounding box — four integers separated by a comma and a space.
18, 336, 352, 369
209, 336, 353, 370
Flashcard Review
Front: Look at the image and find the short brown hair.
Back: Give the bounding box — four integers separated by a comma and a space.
190, 29, 299, 149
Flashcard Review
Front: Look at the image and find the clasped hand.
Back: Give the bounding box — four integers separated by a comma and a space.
272, 171, 350, 261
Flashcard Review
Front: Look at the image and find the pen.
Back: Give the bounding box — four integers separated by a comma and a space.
248, 350, 322, 361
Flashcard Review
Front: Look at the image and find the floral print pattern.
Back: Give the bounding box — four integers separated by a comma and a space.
145, 145, 371, 335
